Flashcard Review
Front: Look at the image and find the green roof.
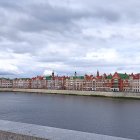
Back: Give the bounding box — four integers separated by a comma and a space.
73, 76, 84, 80
0, 78, 11, 80
106, 75, 112, 79
46, 76, 52, 80
118, 73, 129, 79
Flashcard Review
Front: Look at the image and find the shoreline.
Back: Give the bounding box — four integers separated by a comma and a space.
0, 88, 140, 100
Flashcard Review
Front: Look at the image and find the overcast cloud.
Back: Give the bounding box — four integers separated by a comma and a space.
0, 0, 140, 77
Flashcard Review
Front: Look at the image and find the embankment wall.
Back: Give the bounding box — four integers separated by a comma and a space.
0, 88, 140, 99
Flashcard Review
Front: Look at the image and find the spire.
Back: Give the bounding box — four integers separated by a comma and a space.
97, 70, 99, 77
52, 70, 54, 78
74, 71, 77, 77
103, 73, 107, 78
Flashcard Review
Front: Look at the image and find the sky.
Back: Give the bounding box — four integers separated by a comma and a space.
0, 0, 140, 78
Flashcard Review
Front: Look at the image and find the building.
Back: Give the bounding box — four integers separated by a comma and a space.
95, 71, 110, 91
31, 76, 47, 89
65, 76, 84, 90
103, 74, 112, 92
45, 75, 53, 89
129, 73, 140, 93
92, 71, 130, 92
53, 76, 66, 90
0, 78, 13, 88
65, 72, 85, 90
83, 75, 95, 91
45, 71, 68, 90
109, 72, 129, 92
1, 70, 140, 93
13, 78, 31, 89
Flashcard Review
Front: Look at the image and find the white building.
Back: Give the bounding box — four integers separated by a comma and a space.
13, 78, 31, 89
0, 78, 13, 88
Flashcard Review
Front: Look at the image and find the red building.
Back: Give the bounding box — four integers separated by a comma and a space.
105, 72, 129, 92
31, 76, 47, 89
84, 75, 95, 91
94, 71, 130, 92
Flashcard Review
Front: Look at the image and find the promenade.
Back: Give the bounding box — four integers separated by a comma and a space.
0, 88, 140, 99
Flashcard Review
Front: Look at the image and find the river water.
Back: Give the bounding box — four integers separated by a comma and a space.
0, 92, 139, 139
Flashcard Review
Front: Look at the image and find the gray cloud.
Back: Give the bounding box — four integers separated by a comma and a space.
0, 71, 15, 76
0, 0, 140, 77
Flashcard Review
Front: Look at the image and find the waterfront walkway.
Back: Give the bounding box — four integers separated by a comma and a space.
0, 120, 133, 140
0, 88, 140, 99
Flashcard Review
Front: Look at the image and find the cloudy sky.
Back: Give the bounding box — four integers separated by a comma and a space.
0, 0, 140, 78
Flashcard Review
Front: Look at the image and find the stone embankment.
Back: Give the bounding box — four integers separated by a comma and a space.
0, 88, 140, 99
0, 120, 133, 140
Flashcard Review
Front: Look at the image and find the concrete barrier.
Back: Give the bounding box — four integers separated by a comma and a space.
0, 88, 140, 99
0, 120, 133, 140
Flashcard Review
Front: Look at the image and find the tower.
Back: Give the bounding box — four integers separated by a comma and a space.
97, 70, 99, 77
74, 71, 77, 77
52, 71, 54, 78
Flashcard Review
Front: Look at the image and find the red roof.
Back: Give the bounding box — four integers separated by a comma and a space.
96, 76, 103, 79
85, 75, 94, 80
31, 76, 44, 80
133, 74, 140, 79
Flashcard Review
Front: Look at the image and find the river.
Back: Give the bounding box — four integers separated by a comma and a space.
0, 92, 139, 139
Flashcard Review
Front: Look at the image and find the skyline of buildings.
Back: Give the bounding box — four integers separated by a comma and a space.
0, 70, 140, 93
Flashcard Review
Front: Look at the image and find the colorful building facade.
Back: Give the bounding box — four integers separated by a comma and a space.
1, 71, 140, 93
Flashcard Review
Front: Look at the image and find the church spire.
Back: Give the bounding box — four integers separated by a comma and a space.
52, 70, 54, 78
97, 70, 99, 77
74, 71, 77, 77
